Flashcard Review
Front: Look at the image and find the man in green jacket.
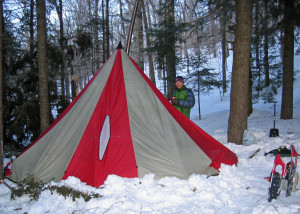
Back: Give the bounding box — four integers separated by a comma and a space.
171, 76, 195, 119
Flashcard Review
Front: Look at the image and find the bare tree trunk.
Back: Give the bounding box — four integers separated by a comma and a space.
119, 0, 126, 44
36, 0, 50, 133
146, 0, 154, 33
181, 3, 189, 74
148, 0, 157, 24
29, 0, 34, 73
0, 0, 4, 181
56, 0, 69, 104
136, 2, 144, 70
157, 0, 162, 81
105, 0, 110, 59
65, 70, 70, 101
71, 71, 79, 99
52, 0, 66, 103
197, 73, 201, 120
165, 0, 176, 99
280, 0, 294, 119
141, 0, 155, 85
94, 0, 100, 71
109, 16, 114, 53
228, 0, 253, 145
183, 41, 189, 74
263, 0, 270, 87
163, 65, 167, 97
221, 8, 227, 95
59, 0, 66, 103
248, 63, 253, 116
102, 0, 106, 63
254, 0, 261, 96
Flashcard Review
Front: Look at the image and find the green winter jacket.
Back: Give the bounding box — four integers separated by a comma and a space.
172, 85, 195, 118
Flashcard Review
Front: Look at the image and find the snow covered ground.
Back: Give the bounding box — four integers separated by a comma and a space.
1, 56, 300, 213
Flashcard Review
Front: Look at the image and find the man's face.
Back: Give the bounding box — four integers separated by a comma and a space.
176, 80, 184, 89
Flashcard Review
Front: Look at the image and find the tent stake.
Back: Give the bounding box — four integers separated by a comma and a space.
126, 0, 140, 54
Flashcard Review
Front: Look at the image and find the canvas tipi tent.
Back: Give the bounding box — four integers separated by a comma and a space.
5, 46, 238, 187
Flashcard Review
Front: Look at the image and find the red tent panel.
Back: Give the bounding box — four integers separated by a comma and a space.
62, 51, 137, 187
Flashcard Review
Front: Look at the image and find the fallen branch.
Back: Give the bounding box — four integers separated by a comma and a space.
249, 148, 261, 159
103, 201, 123, 214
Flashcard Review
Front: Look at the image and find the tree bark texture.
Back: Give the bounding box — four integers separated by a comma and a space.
136, 2, 144, 71
254, 0, 261, 96
94, 0, 100, 72
29, 0, 34, 73
263, 0, 270, 87
280, 0, 294, 119
228, 0, 253, 145
248, 64, 253, 116
59, 0, 66, 101
105, 0, 110, 60
0, 0, 4, 180
102, 0, 106, 63
36, 0, 50, 133
165, 0, 176, 99
221, 9, 227, 95
197, 73, 201, 120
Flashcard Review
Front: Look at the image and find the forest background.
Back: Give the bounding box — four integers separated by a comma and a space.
0, 0, 299, 173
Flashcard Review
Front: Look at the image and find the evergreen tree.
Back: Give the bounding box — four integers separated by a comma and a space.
250, 0, 282, 104
188, 52, 222, 120
149, 0, 187, 98
2, 2, 41, 149
194, 0, 235, 96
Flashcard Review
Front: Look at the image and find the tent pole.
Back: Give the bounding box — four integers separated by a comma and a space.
126, 0, 140, 54
0, 179, 14, 191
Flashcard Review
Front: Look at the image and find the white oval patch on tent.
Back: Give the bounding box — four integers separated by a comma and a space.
99, 115, 110, 160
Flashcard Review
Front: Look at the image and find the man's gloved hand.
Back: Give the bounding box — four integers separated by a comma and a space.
171, 98, 179, 105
